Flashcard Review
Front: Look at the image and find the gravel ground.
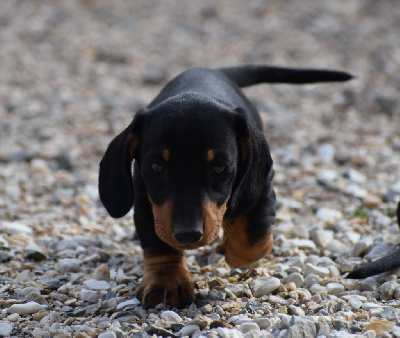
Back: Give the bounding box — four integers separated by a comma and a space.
1, 1, 400, 337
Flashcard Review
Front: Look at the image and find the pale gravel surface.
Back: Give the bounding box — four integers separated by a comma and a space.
1, 1, 400, 337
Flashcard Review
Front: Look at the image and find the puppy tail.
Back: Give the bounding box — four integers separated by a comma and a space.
347, 246, 400, 279
219, 65, 353, 87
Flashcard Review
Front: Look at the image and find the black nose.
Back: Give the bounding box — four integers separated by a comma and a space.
173, 229, 203, 244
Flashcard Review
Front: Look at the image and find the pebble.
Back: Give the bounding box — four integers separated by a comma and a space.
250, 276, 281, 298
7, 313, 19, 322
285, 272, 304, 288
57, 258, 81, 273
309, 227, 334, 248
0, 222, 33, 235
161, 310, 183, 323
0, 323, 13, 337
316, 208, 343, 224
83, 279, 111, 291
80, 289, 100, 303
326, 282, 345, 296
177, 324, 200, 337
7, 301, 44, 315
98, 332, 117, 338
304, 263, 330, 277
116, 298, 141, 310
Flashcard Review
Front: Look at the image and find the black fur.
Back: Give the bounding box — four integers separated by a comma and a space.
347, 201, 400, 279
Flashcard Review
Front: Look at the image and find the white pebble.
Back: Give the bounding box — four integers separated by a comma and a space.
309, 284, 326, 294
0, 323, 13, 337
392, 325, 400, 338
7, 313, 19, 322
57, 258, 81, 273
289, 239, 317, 250
309, 228, 334, 248
7, 301, 43, 315
256, 317, 272, 329
327, 239, 349, 255
286, 272, 304, 288
116, 298, 140, 310
0, 221, 33, 235
238, 322, 260, 333
318, 143, 336, 162
83, 279, 111, 291
177, 324, 200, 337
326, 282, 344, 296
161, 310, 183, 323
316, 208, 342, 224
98, 332, 117, 338
80, 289, 100, 303
217, 327, 243, 338
250, 276, 281, 298
304, 263, 329, 277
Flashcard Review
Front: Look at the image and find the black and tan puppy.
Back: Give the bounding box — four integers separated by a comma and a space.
348, 201, 400, 279
99, 65, 352, 308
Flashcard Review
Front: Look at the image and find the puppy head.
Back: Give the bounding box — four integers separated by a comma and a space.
98, 93, 272, 249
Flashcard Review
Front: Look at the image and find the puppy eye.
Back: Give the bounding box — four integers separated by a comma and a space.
212, 165, 226, 174
151, 163, 164, 173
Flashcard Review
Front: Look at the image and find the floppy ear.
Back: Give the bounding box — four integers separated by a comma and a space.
98, 112, 144, 218
226, 110, 274, 218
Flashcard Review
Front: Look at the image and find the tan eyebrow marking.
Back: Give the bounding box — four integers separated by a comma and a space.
162, 149, 170, 162
207, 150, 215, 163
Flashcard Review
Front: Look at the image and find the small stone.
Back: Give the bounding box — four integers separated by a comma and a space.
250, 276, 281, 298
216, 327, 243, 338
7, 313, 19, 322
327, 239, 349, 255
309, 227, 334, 248
14, 270, 34, 283
98, 332, 117, 338
379, 281, 399, 301
1, 222, 33, 235
392, 325, 400, 338
25, 292, 48, 305
161, 310, 183, 323
83, 279, 111, 291
361, 277, 378, 292
7, 301, 43, 314
93, 263, 110, 281
316, 208, 342, 224
288, 305, 305, 316
256, 317, 272, 330
289, 239, 317, 250
318, 143, 336, 162
57, 258, 81, 273
80, 289, 100, 303
379, 307, 398, 321
342, 168, 366, 184
364, 194, 381, 208
309, 284, 326, 294
177, 324, 200, 337
285, 316, 317, 338
326, 282, 344, 296
351, 237, 374, 257
304, 274, 322, 288
304, 263, 329, 277
31, 158, 51, 175
0, 323, 13, 337
285, 272, 304, 288
238, 322, 260, 333
116, 298, 140, 310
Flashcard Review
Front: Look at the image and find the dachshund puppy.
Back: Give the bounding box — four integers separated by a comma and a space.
99, 65, 352, 308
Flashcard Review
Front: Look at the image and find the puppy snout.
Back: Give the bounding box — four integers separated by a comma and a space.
173, 228, 203, 244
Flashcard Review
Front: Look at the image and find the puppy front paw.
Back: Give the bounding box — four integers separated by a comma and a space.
135, 252, 195, 308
